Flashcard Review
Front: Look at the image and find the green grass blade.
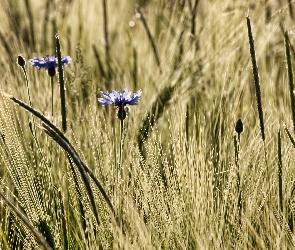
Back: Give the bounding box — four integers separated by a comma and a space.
41, 122, 101, 226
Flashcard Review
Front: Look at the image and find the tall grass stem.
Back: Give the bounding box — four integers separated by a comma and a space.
136, 7, 162, 73
50, 76, 54, 119
277, 128, 283, 212
55, 34, 67, 133
119, 118, 124, 180
102, 0, 110, 80
284, 31, 295, 131
24, 0, 35, 47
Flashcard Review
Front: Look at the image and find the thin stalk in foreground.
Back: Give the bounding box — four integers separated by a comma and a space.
284, 31, 295, 131
102, 0, 111, 80
55, 34, 67, 133
50, 76, 54, 119
235, 118, 243, 223
136, 7, 162, 73
119, 118, 124, 179
277, 128, 283, 213
17, 55, 40, 148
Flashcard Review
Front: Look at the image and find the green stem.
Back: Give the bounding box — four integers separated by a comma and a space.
22, 65, 32, 107
55, 34, 67, 133
50, 76, 54, 166
119, 118, 124, 180
21, 64, 38, 143
51, 76, 54, 120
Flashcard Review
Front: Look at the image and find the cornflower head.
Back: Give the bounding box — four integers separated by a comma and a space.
29, 55, 71, 76
98, 88, 142, 120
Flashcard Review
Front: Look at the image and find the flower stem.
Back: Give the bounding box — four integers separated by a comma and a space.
21, 64, 37, 139
51, 76, 54, 120
50, 76, 54, 166
119, 118, 124, 179
22, 65, 32, 107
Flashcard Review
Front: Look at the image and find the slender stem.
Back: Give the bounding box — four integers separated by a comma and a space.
119, 118, 124, 179
102, 0, 110, 81
277, 128, 283, 212
50, 76, 54, 166
284, 31, 295, 132
234, 134, 242, 224
51, 76, 54, 120
20, 64, 38, 143
55, 34, 67, 133
137, 7, 162, 73
22, 65, 32, 107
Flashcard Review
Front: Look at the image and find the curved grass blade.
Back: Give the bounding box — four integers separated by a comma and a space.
41, 122, 100, 226
3, 93, 116, 221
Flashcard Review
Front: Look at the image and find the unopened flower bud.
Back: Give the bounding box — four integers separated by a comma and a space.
235, 118, 243, 134
17, 55, 26, 67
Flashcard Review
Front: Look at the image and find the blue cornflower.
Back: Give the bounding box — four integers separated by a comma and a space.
98, 88, 142, 120
29, 55, 71, 76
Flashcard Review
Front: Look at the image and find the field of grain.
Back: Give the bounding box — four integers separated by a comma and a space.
0, 0, 295, 249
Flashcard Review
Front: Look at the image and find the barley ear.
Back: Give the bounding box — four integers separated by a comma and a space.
246, 16, 265, 141
284, 31, 295, 131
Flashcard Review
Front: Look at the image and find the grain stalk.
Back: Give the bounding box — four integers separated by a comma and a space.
284, 31, 295, 132
246, 16, 265, 142
55, 34, 67, 133
3, 93, 116, 224
277, 128, 283, 213
136, 7, 162, 73
0, 192, 53, 250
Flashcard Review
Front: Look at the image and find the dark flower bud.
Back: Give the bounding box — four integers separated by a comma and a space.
117, 106, 126, 120
17, 55, 26, 67
235, 118, 243, 134
47, 67, 56, 77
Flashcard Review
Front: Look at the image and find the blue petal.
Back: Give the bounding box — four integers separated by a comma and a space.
61, 56, 72, 67
29, 55, 72, 69
125, 90, 142, 105
98, 89, 142, 107
97, 97, 113, 106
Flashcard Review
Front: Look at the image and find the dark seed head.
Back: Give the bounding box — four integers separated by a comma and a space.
17, 55, 26, 67
235, 118, 243, 134
47, 67, 56, 77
